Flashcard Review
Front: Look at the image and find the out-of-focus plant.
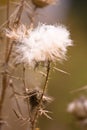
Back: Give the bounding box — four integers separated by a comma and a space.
67, 87, 87, 126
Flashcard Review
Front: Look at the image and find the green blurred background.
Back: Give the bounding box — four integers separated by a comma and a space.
0, 0, 87, 130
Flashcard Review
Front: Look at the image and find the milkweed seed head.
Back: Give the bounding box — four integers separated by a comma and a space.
6, 24, 72, 68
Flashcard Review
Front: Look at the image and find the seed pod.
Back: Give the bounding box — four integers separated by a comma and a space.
32, 0, 54, 8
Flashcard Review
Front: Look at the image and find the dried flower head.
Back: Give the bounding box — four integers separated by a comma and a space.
32, 0, 55, 8
6, 24, 72, 67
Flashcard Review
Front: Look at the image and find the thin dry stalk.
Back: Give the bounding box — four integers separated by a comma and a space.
22, 65, 31, 119
0, 1, 10, 129
31, 61, 51, 130
5, 0, 10, 61
9, 79, 23, 116
22, 6, 38, 129
13, 0, 25, 27
27, 6, 37, 28
23, 65, 26, 88
5, 0, 25, 63
0, 0, 26, 129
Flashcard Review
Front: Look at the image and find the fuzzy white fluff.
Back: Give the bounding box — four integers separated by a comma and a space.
6, 24, 72, 67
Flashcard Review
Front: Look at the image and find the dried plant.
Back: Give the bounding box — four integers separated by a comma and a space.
67, 96, 87, 126
5, 24, 72, 67
0, 0, 73, 130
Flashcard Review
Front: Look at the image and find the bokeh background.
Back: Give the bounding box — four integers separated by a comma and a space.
0, 0, 87, 130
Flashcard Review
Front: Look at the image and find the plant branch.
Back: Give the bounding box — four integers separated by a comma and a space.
9, 79, 23, 116
0, 0, 26, 129
13, 0, 25, 27
31, 61, 51, 130
22, 65, 31, 125
0, 1, 10, 130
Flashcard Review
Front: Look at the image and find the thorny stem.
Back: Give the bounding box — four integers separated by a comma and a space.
31, 61, 51, 130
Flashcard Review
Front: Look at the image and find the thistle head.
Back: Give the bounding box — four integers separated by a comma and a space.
6, 24, 72, 68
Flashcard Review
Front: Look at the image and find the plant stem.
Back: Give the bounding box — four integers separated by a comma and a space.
0, 72, 7, 114
31, 61, 51, 130
0, 0, 10, 108
9, 80, 23, 116
5, 0, 10, 61
13, 0, 25, 27
23, 65, 31, 115
0, 1, 10, 129
0, 0, 25, 129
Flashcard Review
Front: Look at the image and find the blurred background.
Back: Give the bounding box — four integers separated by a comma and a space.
0, 0, 87, 130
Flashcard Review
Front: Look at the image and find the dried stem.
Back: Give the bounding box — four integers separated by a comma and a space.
22, 65, 31, 118
9, 79, 23, 116
0, 1, 10, 129
0, 0, 25, 129
5, 0, 25, 63
22, 6, 38, 129
5, 0, 10, 61
23, 65, 26, 88
40, 61, 51, 103
31, 61, 51, 130
28, 6, 37, 28
13, 0, 25, 27
0, 72, 8, 114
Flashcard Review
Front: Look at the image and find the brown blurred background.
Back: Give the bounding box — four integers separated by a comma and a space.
0, 0, 87, 130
